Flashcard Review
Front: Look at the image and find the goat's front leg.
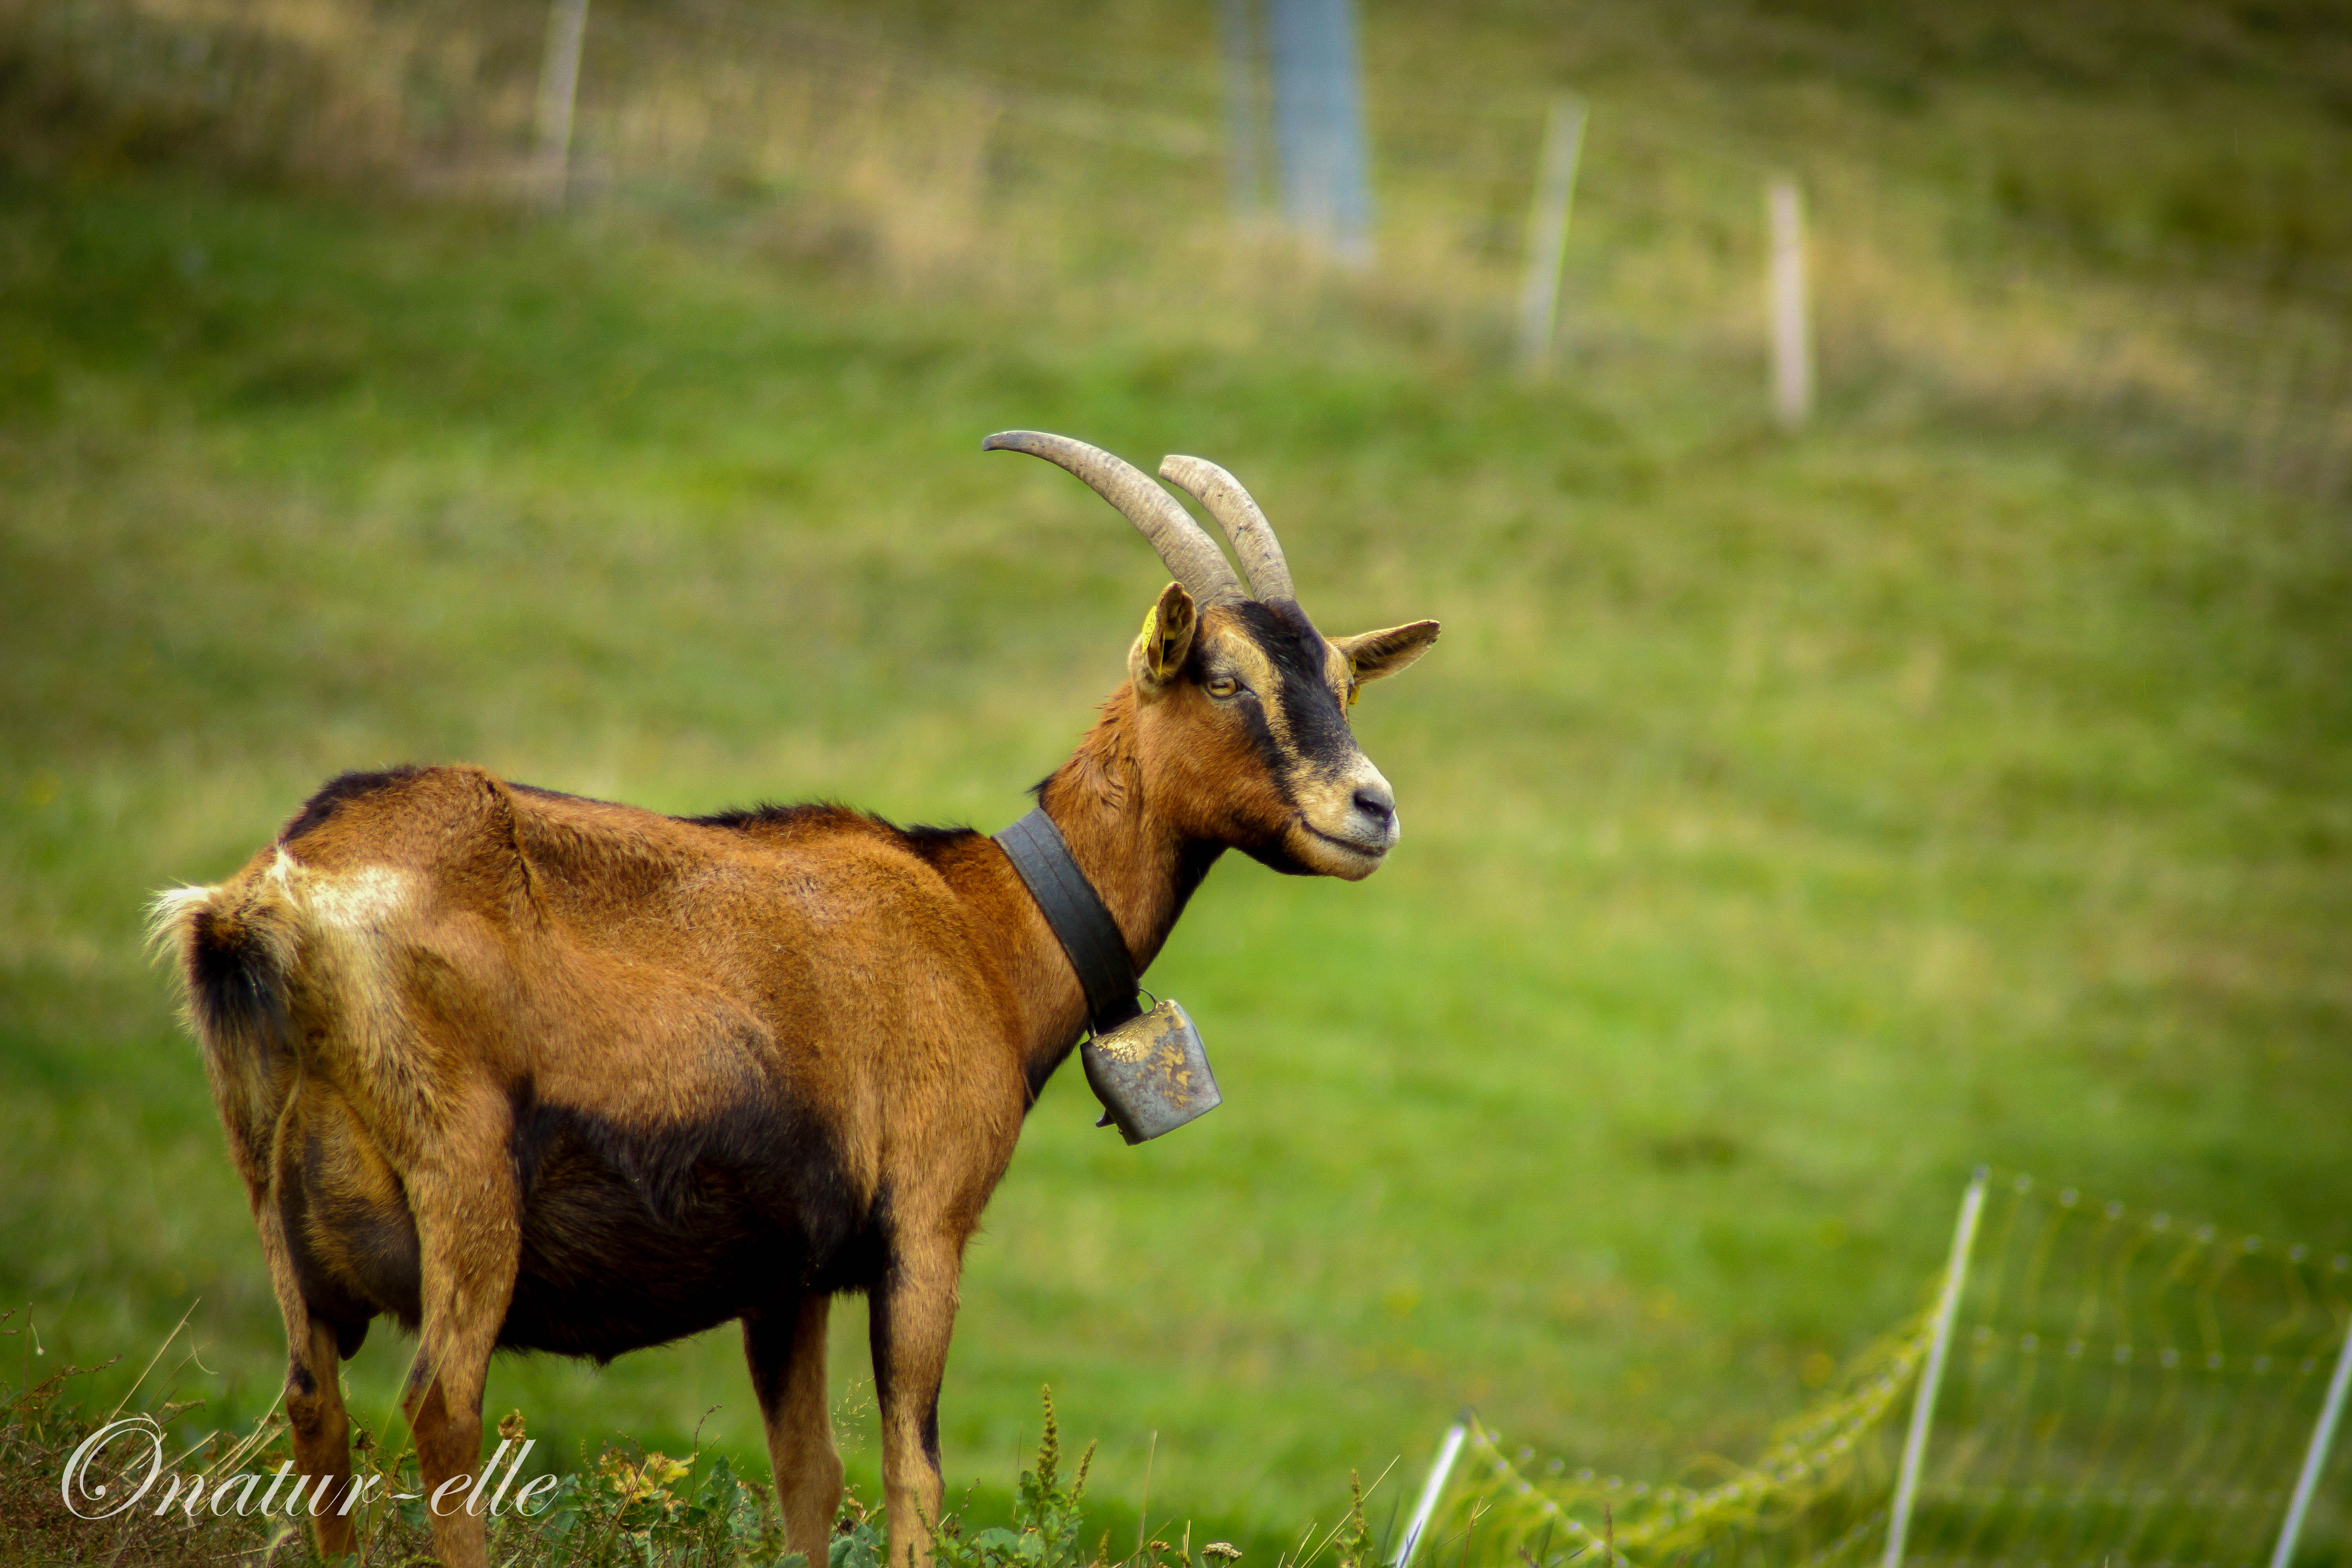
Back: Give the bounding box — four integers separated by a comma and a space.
746, 1293, 842, 1561
870, 1237, 963, 1568
400, 1093, 522, 1568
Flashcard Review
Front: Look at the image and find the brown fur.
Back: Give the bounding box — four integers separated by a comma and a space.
154, 593, 1438, 1567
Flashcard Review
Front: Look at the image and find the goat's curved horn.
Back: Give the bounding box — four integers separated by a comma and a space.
1157, 455, 1296, 605
984, 431, 1246, 605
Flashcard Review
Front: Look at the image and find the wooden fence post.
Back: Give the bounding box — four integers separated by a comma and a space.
1768, 176, 1812, 429
535, 0, 590, 209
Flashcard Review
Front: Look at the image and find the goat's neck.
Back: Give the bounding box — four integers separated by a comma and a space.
1007, 684, 1221, 1081
1038, 683, 1215, 973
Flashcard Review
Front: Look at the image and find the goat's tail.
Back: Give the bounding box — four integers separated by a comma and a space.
150, 873, 299, 1194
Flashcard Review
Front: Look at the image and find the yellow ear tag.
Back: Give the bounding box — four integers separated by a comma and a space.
1136, 604, 1167, 678
1346, 661, 1361, 706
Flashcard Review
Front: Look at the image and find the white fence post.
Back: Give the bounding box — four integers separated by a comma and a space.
1393, 1420, 1467, 1568
1883, 1168, 1989, 1568
534, 0, 590, 209
1767, 176, 1812, 429
1515, 94, 1587, 378
2268, 1305, 2352, 1568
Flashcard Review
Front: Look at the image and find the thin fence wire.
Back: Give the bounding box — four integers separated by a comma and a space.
1915, 1172, 2352, 1568
1445, 1172, 2352, 1568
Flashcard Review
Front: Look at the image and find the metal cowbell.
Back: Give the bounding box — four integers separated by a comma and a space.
1082, 999, 1222, 1145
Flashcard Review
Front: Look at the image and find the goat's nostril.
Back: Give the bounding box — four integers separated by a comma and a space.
1353, 788, 1394, 824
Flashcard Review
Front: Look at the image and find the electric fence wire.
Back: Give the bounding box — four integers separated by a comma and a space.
1449, 1172, 2352, 1568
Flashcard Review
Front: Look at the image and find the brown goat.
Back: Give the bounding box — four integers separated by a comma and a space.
154, 433, 1439, 1568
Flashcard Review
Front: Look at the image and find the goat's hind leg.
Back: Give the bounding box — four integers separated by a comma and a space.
285, 1312, 363, 1555
182, 887, 363, 1552
247, 1197, 364, 1557
399, 1085, 524, 1568
252, 1116, 365, 1555
746, 1294, 844, 1563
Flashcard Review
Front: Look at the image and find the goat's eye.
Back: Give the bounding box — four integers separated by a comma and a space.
1205, 675, 1240, 699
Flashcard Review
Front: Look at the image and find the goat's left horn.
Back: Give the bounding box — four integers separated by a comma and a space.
1157, 455, 1296, 605
984, 431, 1247, 605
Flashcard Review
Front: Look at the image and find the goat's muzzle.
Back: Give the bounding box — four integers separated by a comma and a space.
1291, 759, 1399, 880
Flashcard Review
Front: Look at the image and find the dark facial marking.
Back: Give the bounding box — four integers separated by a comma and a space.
1224, 602, 1356, 775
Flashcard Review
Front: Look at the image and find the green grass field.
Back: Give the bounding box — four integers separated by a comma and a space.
4, 1, 2351, 1557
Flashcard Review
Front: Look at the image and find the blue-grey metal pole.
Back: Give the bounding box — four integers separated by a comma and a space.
1267, 0, 1372, 265
1216, 0, 1265, 221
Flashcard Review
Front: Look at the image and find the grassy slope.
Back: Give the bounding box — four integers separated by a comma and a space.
3, 8, 2350, 1544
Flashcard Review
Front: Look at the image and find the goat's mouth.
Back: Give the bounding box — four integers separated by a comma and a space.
1298, 820, 1390, 878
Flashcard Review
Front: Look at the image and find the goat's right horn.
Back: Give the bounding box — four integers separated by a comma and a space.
984, 431, 1246, 605
1156, 455, 1296, 605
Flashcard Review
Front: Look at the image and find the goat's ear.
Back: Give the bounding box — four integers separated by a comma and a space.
1129, 581, 1199, 690
1332, 620, 1441, 697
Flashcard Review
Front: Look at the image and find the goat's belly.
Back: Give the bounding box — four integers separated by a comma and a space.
278, 1083, 887, 1364
501, 1183, 793, 1359
500, 1097, 887, 1362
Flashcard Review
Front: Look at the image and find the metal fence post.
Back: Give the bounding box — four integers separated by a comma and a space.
1217, 0, 1267, 222
1515, 95, 1587, 377
2269, 1305, 2352, 1568
1884, 1168, 1989, 1568
1394, 1419, 1467, 1568
1268, 0, 1374, 266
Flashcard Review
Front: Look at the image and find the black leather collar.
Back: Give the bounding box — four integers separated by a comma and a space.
993, 807, 1143, 1036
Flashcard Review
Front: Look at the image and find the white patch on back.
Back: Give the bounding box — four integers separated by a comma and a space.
287, 863, 426, 1108
302, 864, 412, 935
